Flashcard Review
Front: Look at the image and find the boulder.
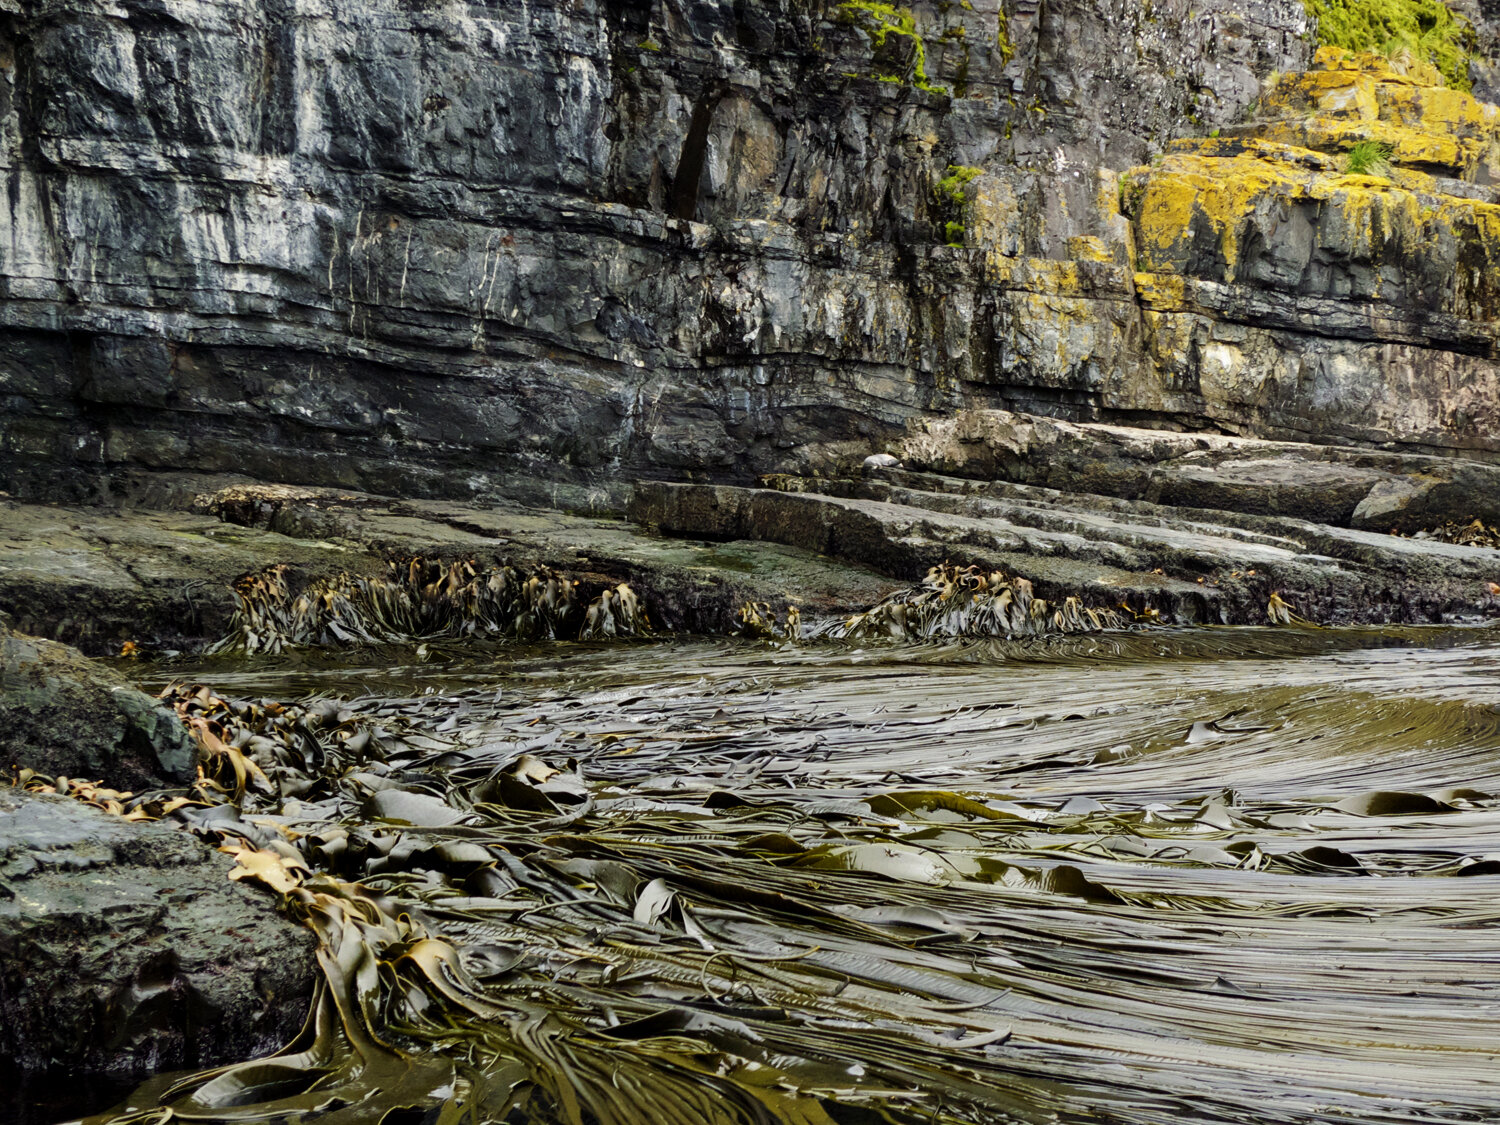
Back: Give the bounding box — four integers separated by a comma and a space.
0, 789, 316, 1110
0, 626, 197, 790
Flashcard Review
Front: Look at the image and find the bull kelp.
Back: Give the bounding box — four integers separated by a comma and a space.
46, 622, 1500, 1124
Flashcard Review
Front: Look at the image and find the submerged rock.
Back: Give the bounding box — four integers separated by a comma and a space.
0, 625, 197, 790
0, 788, 315, 1090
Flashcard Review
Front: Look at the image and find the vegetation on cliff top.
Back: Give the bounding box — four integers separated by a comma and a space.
1304, 0, 1474, 89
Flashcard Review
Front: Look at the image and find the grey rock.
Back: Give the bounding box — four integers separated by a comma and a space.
0, 626, 197, 788
0, 487, 896, 649
26, 0, 1489, 508
630, 475, 1500, 626
1350, 463, 1500, 532
901, 409, 1500, 531
0, 789, 316, 1083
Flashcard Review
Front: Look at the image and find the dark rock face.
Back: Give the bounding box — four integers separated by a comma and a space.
0, 625, 197, 788
0, 0, 1341, 508
0, 789, 316, 1085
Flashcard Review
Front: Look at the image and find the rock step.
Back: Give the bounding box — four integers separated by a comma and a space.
0, 789, 316, 1105
0, 483, 896, 652
629, 479, 1500, 626
898, 409, 1500, 531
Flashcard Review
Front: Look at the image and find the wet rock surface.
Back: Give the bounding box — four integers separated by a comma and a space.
0, 625, 197, 789
0, 494, 363, 654
631, 467, 1500, 626
0, 482, 894, 652
0, 789, 316, 1104
900, 409, 1500, 531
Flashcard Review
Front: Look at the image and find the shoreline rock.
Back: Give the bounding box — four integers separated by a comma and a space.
1, 625, 197, 791
0, 789, 316, 1107
899, 409, 1500, 532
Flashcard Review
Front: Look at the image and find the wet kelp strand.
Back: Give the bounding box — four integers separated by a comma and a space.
209, 559, 652, 655
53, 623, 1500, 1125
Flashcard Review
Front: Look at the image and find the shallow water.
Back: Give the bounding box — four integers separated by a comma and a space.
90, 624, 1500, 1123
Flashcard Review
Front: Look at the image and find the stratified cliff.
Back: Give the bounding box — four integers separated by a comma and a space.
0, 0, 1495, 507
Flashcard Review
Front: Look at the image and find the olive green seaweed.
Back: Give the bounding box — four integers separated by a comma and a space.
66, 625, 1500, 1125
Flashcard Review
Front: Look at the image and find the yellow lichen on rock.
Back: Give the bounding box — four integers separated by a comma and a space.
1240, 46, 1500, 177
1121, 48, 1500, 308
1128, 148, 1299, 277
1066, 235, 1114, 263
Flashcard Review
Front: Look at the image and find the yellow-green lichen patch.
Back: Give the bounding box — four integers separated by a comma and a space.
837, 2, 947, 94
1120, 49, 1500, 292
1123, 138, 1500, 314
1241, 48, 1500, 177
1125, 152, 1295, 277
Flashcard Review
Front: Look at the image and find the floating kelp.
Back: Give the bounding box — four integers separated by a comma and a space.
208, 558, 650, 654
832, 564, 1128, 641
61, 627, 1500, 1125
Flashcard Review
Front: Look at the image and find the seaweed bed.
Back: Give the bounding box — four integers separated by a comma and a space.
38, 619, 1500, 1124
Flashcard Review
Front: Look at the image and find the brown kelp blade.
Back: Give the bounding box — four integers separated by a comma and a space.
70, 623, 1500, 1124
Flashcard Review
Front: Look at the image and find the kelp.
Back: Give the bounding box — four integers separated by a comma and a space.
734, 602, 802, 640
66, 624, 1500, 1125
1265, 590, 1319, 626
208, 558, 650, 655
830, 563, 1129, 641
1398, 517, 1500, 549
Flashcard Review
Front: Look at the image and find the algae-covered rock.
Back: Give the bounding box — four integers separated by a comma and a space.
1123, 50, 1500, 315
1114, 46, 1500, 455
0, 789, 315, 1097
0, 626, 197, 789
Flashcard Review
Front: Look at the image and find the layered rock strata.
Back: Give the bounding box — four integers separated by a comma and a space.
899, 408, 1500, 530
631, 471, 1500, 626
0, 483, 896, 651
1118, 47, 1500, 457
0, 0, 1434, 506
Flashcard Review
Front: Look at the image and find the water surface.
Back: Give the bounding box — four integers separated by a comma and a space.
93, 624, 1500, 1124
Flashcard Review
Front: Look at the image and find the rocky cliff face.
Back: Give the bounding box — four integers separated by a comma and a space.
0, 0, 1494, 507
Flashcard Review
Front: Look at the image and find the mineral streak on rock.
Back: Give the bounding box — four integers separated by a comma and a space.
0, 0, 1348, 508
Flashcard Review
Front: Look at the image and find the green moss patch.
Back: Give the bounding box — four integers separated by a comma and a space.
837, 2, 948, 94
1304, 0, 1474, 90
